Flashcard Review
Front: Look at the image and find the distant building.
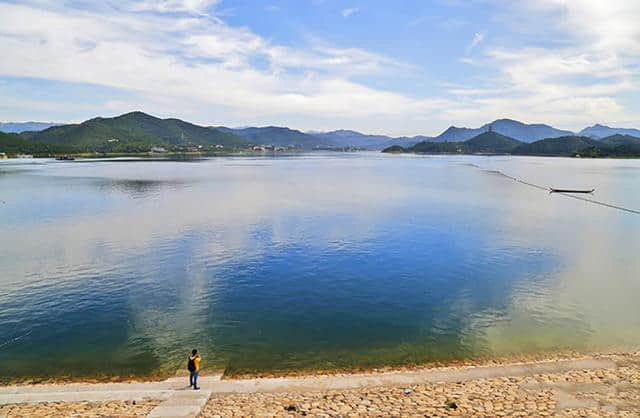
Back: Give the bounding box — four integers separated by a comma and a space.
252, 145, 274, 151
150, 146, 167, 153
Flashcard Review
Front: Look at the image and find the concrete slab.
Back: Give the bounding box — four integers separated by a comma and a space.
0, 381, 173, 395
147, 404, 202, 418
0, 390, 172, 405
160, 394, 210, 407
147, 390, 212, 418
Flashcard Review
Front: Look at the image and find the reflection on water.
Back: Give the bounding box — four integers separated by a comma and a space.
101, 178, 192, 199
0, 154, 639, 379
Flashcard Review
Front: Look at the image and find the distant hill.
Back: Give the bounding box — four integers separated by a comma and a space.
0, 131, 74, 154
387, 131, 522, 154
434, 126, 479, 143
215, 126, 330, 149
21, 112, 247, 152
579, 124, 640, 139
310, 129, 430, 150
0, 131, 30, 153
597, 134, 640, 155
435, 119, 573, 143
0, 121, 59, 133
382, 132, 640, 157
381, 145, 405, 153
599, 134, 640, 147
379, 135, 430, 150
512, 136, 602, 156
311, 130, 392, 149
400, 141, 460, 153
463, 131, 522, 153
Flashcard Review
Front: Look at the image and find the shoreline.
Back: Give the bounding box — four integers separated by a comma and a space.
1, 350, 639, 417
3, 150, 640, 160
3, 348, 634, 387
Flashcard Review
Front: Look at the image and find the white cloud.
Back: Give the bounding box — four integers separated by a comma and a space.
129, 0, 220, 14
523, 0, 640, 53
0, 1, 430, 130
341, 7, 359, 17
449, 0, 640, 130
0, 0, 640, 133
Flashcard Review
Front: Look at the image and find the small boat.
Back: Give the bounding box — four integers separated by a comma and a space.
549, 187, 595, 194
56, 155, 76, 161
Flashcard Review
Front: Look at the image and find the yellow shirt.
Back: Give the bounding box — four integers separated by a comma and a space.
189, 355, 201, 371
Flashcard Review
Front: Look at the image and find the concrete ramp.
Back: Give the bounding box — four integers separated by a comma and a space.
147, 389, 212, 418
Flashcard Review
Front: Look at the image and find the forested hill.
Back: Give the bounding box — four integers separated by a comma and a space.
215, 126, 333, 148
19, 111, 247, 153
383, 132, 640, 157
406, 131, 522, 154
512, 136, 602, 155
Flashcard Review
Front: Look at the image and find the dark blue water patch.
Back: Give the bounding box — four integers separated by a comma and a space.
199, 209, 559, 373
0, 272, 160, 379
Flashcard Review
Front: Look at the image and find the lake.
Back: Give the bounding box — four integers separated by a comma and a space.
1, 153, 639, 380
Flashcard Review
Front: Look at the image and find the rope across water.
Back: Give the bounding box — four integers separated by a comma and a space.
485, 167, 640, 215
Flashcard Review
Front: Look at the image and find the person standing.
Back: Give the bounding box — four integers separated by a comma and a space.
187, 349, 201, 390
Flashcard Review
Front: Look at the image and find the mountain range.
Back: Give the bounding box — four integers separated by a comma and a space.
578, 124, 640, 139
383, 131, 640, 158
399, 131, 523, 154
2, 111, 640, 155
309, 130, 427, 149
433, 119, 574, 143
214, 126, 334, 148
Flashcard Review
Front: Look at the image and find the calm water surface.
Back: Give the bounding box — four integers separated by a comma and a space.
1, 153, 639, 379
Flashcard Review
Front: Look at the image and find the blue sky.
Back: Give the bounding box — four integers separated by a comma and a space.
0, 0, 639, 135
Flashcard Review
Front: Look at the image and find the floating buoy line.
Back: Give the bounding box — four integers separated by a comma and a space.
470, 164, 640, 216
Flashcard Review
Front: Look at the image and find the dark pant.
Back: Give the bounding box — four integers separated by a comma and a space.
189, 371, 199, 387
